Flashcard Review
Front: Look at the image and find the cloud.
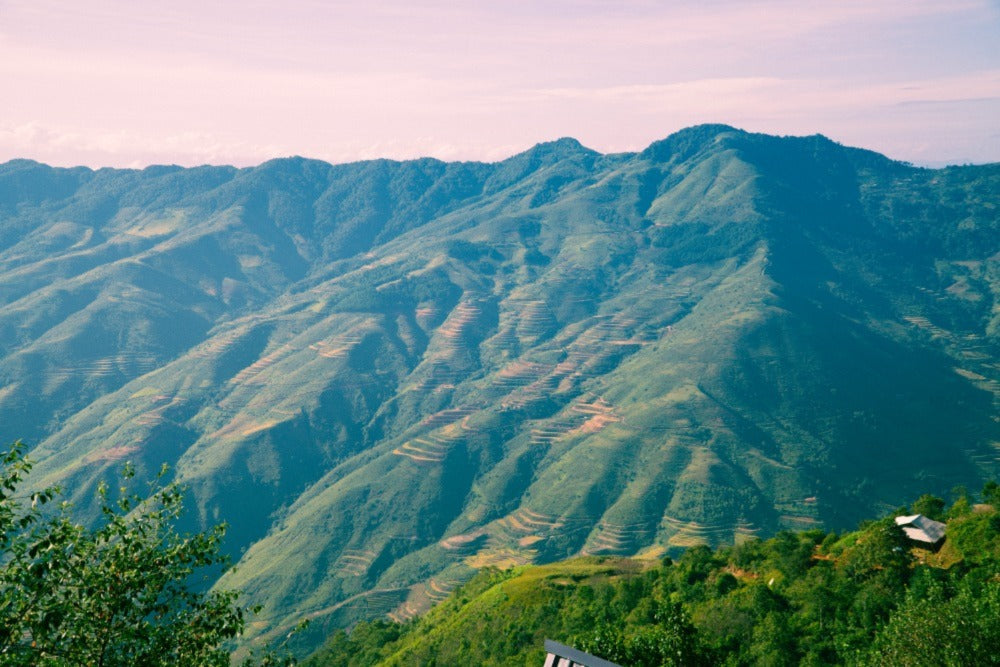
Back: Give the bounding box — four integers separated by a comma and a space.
0, 1, 997, 166
522, 70, 1000, 116
0, 120, 531, 168
3, 68, 998, 167
0, 122, 289, 167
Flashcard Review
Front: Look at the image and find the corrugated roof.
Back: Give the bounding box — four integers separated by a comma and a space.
543, 640, 622, 667
895, 514, 946, 544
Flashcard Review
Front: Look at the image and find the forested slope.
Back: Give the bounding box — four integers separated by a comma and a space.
0, 126, 997, 652
306, 487, 1000, 666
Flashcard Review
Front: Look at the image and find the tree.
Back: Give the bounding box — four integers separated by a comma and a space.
577, 599, 706, 666
862, 582, 1000, 666
982, 481, 1000, 508
0, 442, 292, 666
910, 494, 945, 520
839, 519, 911, 583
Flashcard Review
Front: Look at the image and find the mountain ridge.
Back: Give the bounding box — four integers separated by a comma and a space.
0, 125, 996, 654
1, 124, 895, 174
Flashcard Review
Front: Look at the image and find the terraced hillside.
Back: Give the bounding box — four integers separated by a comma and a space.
1, 125, 997, 654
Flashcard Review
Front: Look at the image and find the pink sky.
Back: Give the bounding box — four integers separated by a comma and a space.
2, 0, 999, 167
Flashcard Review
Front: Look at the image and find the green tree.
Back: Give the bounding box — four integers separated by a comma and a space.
840, 519, 911, 583
863, 583, 1000, 666
578, 599, 706, 667
910, 494, 945, 520
982, 481, 1000, 508
0, 442, 292, 666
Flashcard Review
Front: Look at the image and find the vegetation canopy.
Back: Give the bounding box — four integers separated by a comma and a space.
305, 486, 1000, 666
0, 442, 292, 666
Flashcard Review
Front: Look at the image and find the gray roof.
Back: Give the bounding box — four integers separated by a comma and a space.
895, 514, 946, 544
543, 640, 622, 667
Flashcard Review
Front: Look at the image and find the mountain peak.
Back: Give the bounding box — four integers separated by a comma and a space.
640, 124, 745, 163
485, 136, 601, 190
514, 136, 599, 162
536, 136, 589, 150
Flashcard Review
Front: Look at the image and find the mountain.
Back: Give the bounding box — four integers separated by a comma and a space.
1, 125, 997, 654
302, 491, 1000, 665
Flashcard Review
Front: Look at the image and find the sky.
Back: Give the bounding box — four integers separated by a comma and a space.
1, 0, 999, 168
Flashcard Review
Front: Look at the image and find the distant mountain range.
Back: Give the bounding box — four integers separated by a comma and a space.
1, 125, 997, 653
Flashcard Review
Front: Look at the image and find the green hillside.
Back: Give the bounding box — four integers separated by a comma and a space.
0, 125, 997, 654
304, 488, 1000, 665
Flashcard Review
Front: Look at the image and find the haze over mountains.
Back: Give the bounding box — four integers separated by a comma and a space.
1, 125, 997, 652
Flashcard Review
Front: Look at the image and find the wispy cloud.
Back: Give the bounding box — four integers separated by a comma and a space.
0, 1, 997, 166
523, 70, 1000, 113
0, 123, 288, 168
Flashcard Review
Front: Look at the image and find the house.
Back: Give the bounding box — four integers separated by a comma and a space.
543, 639, 622, 667
894, 514, 946, 546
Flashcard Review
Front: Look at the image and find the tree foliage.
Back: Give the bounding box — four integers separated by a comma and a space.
305, 484, 1000, 666
0, 442, 292, 666
863, 582, 1000, 666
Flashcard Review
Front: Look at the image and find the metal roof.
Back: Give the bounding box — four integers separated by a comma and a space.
543, 639, 622, 667
895, 514, 946, 544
